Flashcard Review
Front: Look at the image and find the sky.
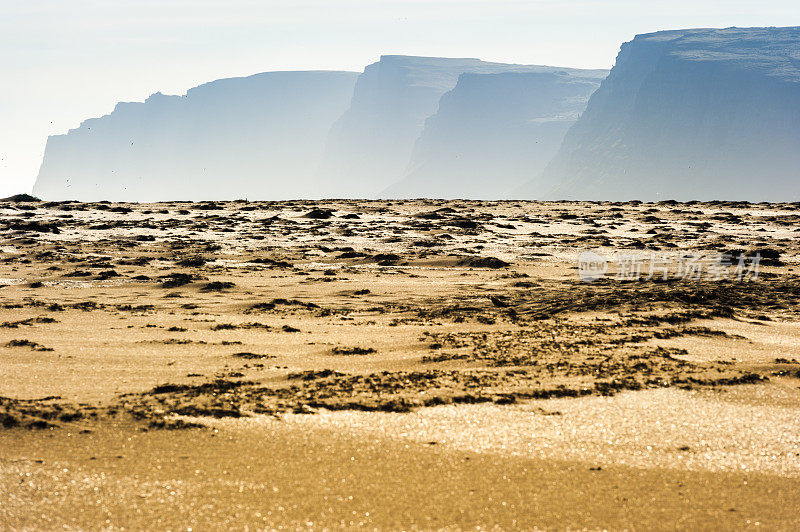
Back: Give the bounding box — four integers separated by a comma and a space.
1, 0, 799, 197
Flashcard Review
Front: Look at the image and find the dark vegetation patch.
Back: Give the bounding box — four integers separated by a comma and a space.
497, 278, 800, 320
287, 369, 347, 381
422, 352, 470, 363
200, 281, 236, 292
245, 299, 320, 313
147, 419, 205, 430
232, 352, 275, 360
177, 257, 207, 268
304, 208, 334, 219
250, 258, 293, 268
3, 220, 61, 234
211, 322, 271, 331
160, 273, 195, 288
455, 256, 510, 269
0, 316, 58, 328
0, 396, 98, 430
330, 346, 376, 356
4, 339, 53, 351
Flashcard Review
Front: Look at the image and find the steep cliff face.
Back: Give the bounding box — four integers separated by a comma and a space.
316, 55, 576, 198
382, 69, 606, 199
34, 71, 358, 201
521, 27, 800, 201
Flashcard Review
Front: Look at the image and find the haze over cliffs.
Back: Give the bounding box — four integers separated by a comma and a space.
34, 71, 358, 201
36, 55, 607, 201
382, 68, 606, 199
33, 28, 800, 202
521, 26, 800, 201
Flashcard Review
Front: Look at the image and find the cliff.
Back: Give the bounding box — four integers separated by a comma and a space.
519, 27, 800, 201
315, 55, 581, 198
382, 68, 606, 198
34, 71, 358, 201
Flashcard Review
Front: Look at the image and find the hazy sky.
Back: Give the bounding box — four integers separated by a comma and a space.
2, 0, 799, 197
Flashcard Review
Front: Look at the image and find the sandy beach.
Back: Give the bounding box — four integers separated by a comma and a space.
2, 197, 799, 529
